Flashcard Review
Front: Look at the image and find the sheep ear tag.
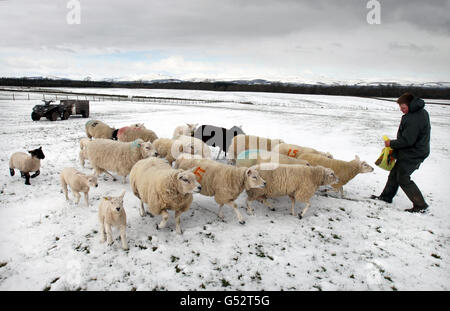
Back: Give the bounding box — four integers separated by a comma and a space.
104, 196, 111, 201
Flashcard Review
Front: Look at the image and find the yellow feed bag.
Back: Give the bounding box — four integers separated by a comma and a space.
375, 135, 396, 171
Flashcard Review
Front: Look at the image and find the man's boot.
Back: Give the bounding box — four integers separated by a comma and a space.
401, 181, 428, 213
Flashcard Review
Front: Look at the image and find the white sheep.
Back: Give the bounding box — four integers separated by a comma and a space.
153, 138, 193, 165
226, 134, 284, 164
130, 157, 201, 234
60, 167, 98, 207
98, 191, 128, 250
9, 147, 45, 185
297, 154, 374, 197
235, 150, 310, 167
85, 120, 118, 140
246, 163, 339, 219
175, 157, 265, 224
176, 135, 212, 159
273, 143, 333, 159
117, 125, 158, 143
172, 123, 198, 138
86, 138, 157, 183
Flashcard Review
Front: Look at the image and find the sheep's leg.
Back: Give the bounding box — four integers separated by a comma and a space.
290, 196, 296, 216
105, 222, 113, 246
175, 210, 183, 235
218, 205, 225, 219
99, 218, 106, 242
61, 179, 69, 201
227, 202, 245, 225
74, 192, 81, 204
120, 225, 128, 250
122, 175, 127, 184
9, 168, 15, 176
30, 170, 40, 178
299, 202, 311, 219
262, 199, 275, 211
246, 199, 254, 215
156, 210, 169, 230
338, 187, 344, 199
23, 172, 31, 185
79, 151, 85, 167
84, 192, 89, 207
139, 201, 146, 217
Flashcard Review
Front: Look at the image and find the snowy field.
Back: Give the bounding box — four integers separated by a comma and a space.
0, 88, 449, 291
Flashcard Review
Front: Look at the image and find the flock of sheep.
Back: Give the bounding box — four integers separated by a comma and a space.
8, 120, 374, 250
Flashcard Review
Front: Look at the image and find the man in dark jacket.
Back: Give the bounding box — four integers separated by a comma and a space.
371, 93, 431, 213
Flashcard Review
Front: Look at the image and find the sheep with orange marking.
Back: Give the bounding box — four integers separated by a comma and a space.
273, 143, 333, 159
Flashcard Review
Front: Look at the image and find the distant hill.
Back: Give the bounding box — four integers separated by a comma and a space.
0, 77, 449, 99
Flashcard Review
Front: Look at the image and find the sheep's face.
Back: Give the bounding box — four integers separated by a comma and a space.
177, 171, 202, 194
245, 167, 266, 189
132, 123, 145, 129
141, 142, 158, 158
29, 146, 45, 160
87, 175, 98, 188
105, 191, 125, 213
359, 161, 374, 173
322, 168, 339, 185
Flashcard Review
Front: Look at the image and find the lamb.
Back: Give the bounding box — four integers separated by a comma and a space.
60, 167, 98, 207
85, 120, 118, 140
9, 147, 45, 185
98, 191, 128, 250
273, 143, 333, 159
226, 134, 284, 164
297, 154, 374, 197
117, 125, 158, 143
130, 157, 201, 234
193, 124, 245, 159
246, 163, 339, 219
175, 157, 266, 224
235, 150, 310, 167
176, 135, 212, 159
173, 123, 198, 138
86, 138, 157, 183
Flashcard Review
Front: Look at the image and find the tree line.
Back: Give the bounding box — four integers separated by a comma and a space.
1, 77, 448, 99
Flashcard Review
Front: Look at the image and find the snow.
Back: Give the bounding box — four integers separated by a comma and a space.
0, 88, 449, 291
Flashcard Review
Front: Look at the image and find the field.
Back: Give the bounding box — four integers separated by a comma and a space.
0, 88, 449, 291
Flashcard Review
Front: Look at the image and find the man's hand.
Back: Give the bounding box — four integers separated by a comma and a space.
385, 140, 391, 147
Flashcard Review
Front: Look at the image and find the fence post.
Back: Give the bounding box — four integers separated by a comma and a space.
12, 93, 15, 101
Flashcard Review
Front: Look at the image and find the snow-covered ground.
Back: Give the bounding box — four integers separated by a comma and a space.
0, 89, 449, 291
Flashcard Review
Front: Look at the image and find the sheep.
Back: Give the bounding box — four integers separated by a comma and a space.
193, 124, 245, 159
130, 157, 201, 234
246, 163, 339, 219
98, 191, 128, 250
79, 137, 91, 168
60, 167, 98, 207
296, 154, 374, 197
85, 120, 118, 140
176, 135, 212, 159
235, 150, 310, 167
117, 125, 158, 143
173, 123, 198, 138
175, 157, 266, 224
153, 138, 188, 165
9, 147, 45, 185
273, 143, 333, 159
86, 138, 157, 183
226, 134, 284, 164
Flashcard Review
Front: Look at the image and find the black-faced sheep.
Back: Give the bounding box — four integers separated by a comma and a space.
130, 157, 201, 234
226, 134, 284, 164
98, 191, 128, 250
174, 157, 265, 224
297, 154, 374, 197
86, 138, 157, 183
193, 124, 245, 159
9, 147, 45, 185
246, 163, 339, 219
60, 167, 98, 206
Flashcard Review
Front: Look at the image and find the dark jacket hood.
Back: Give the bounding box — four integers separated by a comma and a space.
409, 97, 425, 113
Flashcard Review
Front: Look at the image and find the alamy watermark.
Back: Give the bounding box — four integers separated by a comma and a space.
366, 0, 381, 25
67, 0, 81, 25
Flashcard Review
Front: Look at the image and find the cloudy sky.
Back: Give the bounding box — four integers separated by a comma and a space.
0, 0, 449, 83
